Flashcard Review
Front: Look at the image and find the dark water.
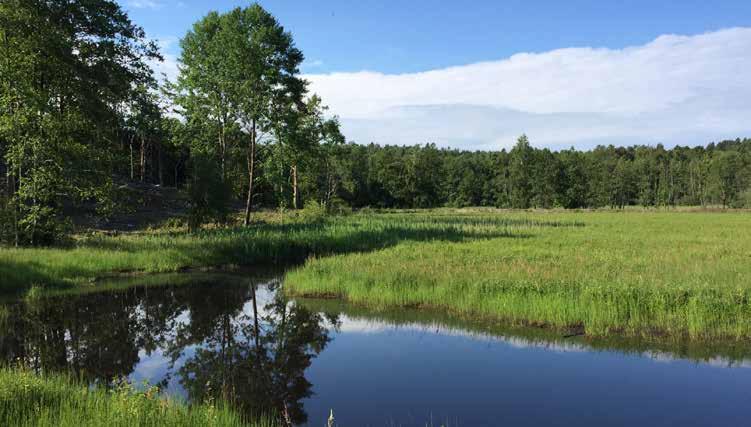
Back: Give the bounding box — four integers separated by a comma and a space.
1, 273, 751, 426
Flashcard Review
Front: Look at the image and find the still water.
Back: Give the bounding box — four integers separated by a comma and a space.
1, 273, 750, 426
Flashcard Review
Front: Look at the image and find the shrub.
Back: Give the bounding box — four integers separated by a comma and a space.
297, 200, 327, 223
187, 154, 232, 231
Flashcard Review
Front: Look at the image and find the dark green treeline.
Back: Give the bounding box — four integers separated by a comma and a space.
303, 136, 751, 210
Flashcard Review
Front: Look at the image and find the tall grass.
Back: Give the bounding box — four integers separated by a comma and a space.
4, 209, 751, 339
0, 210, 543, 295
0, 367, 279, 427
285, 210, 751, 340
298, 297, 751, 364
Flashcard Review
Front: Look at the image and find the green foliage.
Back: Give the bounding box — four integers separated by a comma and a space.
295, 200, 327, 223
187, 153, 232, 230
508, 135, 534, 208
175, 3, 307, 224
291, 138, 751, 211
0, 0, 159, 245
740, 187, 751, 208
0, 195, 15, 244
710, 150, 746, 207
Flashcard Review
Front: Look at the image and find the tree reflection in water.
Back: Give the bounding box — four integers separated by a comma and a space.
0, 276, 339, 425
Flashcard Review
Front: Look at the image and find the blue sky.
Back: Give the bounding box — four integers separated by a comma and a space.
121, 0, 751, 150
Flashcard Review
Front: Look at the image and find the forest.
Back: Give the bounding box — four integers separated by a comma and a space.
1, 1, 749, 247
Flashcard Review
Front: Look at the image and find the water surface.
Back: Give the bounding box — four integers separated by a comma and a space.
1, 273, 750, 426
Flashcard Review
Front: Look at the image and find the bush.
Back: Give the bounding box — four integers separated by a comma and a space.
739, 188, 751, 208
160, 216, 187, 230
325, 197, 351, 216
187, 154, 232, 231
297, 200, 327, 223
0, 196, 14, 244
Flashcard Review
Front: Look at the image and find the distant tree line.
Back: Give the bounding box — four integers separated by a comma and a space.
314, 136, 751, 210
1, 1, 749, 246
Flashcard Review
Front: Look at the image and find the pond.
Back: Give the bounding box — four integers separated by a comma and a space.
1, 272, 750, 426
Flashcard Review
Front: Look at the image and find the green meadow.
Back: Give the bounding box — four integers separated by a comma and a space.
285, 209, 751, 340
0, 210, 520, 295
2, 209, 750, 339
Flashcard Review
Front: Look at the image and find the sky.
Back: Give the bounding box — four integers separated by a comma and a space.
120, 0, 751, 150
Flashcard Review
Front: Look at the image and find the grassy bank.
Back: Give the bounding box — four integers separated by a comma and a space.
0, 367, 277, 427
285, 210, 751, 340
4, 208, 751, 339
1, 210, 529, 295
299, 297, 751, 366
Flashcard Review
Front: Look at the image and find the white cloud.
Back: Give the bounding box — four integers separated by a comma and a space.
124, 0, 163, 10
302, 59, 325, 71
149, 36, 180, 84
152, 53, 180, 84
305, 28, 751, 149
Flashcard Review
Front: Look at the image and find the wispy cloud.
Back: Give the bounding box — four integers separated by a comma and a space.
306, 28, 751, 149
300, 59, 325, 73
148, 36, 180, 84
124, 0, 163, 10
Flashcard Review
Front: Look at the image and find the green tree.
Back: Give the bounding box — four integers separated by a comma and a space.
557, 149, 587, 208
176, 4, 304, 225
507, 135, 534, 208
710, 151, 744, 207
530, 148, 559, 208
0, 0, 159, 245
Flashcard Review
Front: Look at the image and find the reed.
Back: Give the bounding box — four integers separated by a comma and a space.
0, 209, 547, 295
4, 208, 750, 339
0, 367, 278, 427
285, 210, 751, 340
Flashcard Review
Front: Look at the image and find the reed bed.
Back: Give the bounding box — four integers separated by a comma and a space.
0, 367, 278, 427
3, 208, 750, 339
285, 210, 751, 340
0, 210, 555, 295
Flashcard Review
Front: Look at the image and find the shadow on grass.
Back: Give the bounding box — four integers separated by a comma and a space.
2, 214, 547, 296
78, 221, 532, 257
0, 260, 75, 298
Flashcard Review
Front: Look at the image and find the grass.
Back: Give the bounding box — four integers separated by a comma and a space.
285, 209, 751, 340
298, 297, 751, 366
3, 208, 751, 339
2, 209, 750, 422
7, 270, 280, 301
0, 367, 279, 427
0, 210, 533, 296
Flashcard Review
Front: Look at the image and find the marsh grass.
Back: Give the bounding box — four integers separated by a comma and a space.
285, 210, 751, 340
0, 210, 544, 296
0, 367, 278, 427
0, 305, 8, 329
4, 209, 750, 339
3, 270, 281, 301
299, 298, 751, 365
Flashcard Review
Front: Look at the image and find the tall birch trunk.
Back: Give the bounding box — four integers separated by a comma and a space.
140, 135, 146, 182
244, 119, 256, 226
291, 164, 298, 209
